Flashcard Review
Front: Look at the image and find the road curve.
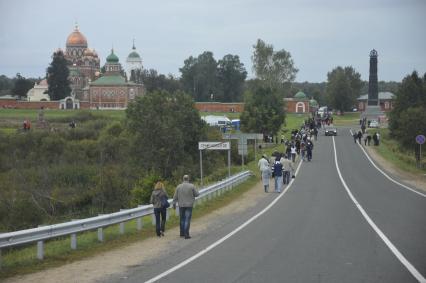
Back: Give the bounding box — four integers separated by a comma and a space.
106, 127, 426, 283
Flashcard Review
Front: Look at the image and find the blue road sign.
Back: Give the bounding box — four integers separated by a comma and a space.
415, 135, 425, 145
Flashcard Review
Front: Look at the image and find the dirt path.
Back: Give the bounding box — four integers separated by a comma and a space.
4, 181, 269, 283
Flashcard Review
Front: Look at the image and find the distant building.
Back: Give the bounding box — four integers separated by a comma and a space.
284, 91, 317, 113
126, 41, 143, 80
358, 92, 395, 112
61, 24, 101, 101
27, 79, 49, 101
89, 49, 143, 109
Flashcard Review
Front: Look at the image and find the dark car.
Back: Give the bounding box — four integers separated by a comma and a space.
325, 127, 337, 136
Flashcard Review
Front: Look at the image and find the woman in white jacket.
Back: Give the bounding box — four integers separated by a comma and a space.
258, 155, 271, 193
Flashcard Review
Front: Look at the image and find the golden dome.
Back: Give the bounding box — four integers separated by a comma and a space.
83, 48, 94, 56
66, 25, 88, 47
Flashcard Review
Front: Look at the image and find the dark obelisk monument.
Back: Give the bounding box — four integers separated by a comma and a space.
364, 49, 383, 120
368, 49, 378, 106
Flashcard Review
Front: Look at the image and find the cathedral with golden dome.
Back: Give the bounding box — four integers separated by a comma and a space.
64, 24, 101, 101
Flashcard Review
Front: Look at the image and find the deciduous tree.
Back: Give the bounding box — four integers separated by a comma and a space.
126, 90, 207, 178
217, 55, 247, 102
389, 71, 426, 147
12, 73, 34, 99
240, 86, 285, 137
326, 66, 362, 113
252, 39, 298, 91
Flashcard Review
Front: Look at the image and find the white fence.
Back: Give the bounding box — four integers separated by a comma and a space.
0, 170, 252, 266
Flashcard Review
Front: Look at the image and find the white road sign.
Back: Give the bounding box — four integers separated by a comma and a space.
199, 141, 230, 150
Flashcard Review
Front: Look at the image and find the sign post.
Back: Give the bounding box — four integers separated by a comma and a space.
222, 133, 263, 169
415, 135, 425, 168
198, 141, 231, 187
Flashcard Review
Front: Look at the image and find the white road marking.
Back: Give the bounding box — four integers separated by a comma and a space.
332, 136, 426, 283
144, 161, 303, 283
349, 129, 425, 198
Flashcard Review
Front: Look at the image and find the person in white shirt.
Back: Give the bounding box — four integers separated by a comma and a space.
258, 155, 271, 192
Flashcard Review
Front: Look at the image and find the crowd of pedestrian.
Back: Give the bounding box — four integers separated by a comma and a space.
258, 116, 322, 193
354, 117, 381, 146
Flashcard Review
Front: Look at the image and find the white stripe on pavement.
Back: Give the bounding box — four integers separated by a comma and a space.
145, 161, 303, 283
349, 129, 425, 198
333, 136, 426, 283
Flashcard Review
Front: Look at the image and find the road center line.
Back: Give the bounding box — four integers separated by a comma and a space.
349, 129, 425, 198
144, 160, 303, 283
332, 136, 426, 283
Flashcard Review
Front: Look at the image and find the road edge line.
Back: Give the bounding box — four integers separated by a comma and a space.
349, 129, 425, 198
333, 136, 426, 283
144, 161, 303, 283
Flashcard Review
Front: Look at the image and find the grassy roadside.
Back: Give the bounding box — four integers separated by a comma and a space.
366, 128, 426, 175
0, 172, 259, 279
332, 112, 426, 176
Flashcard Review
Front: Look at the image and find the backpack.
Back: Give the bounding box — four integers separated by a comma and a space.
160, 194, 170, 209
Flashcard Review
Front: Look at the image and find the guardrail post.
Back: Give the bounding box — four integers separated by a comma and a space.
136, 218, 143, 230
119, 223, 125, 234
98, 227, 104, 242
71, 233, 77, 250
37, 240, 44, 260
175, 206, 179, 217
152, 214, 156, 225
166, 209, 170, 220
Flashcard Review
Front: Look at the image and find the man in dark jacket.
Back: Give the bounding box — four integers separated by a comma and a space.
173, 175, 199, 239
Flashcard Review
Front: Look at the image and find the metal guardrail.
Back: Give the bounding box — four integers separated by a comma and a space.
0, 170, 252, 265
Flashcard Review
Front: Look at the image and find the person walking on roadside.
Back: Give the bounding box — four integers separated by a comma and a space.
357, 130, 363, 144
281, 154, 295, 185
150, 181, 168, 237
290, 143, 297, 162
173, 175, 199, 239
258, 154, 271, 192
273, 158, 283, 193
306, 140, 314, 161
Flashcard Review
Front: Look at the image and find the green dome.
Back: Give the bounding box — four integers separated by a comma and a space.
294, 91, 307, 99
309, 99, 319, 107
128, 51, 140, 59
106, 49, 119, 63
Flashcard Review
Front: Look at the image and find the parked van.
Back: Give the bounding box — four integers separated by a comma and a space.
201, 115, 231, 127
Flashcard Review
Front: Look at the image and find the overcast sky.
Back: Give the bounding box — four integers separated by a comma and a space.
0, 0, 425, 82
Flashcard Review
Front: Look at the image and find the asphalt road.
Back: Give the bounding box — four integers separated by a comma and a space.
106, 127, 426, 283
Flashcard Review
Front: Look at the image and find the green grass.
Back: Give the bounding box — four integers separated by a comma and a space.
280, 113, 310, 139
367, 128, 426, 175
0, 172, 258, 279
332, 112, 361, 126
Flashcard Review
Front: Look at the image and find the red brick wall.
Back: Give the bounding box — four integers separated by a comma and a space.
195, 102, 244, 112
0, 99, 91, 109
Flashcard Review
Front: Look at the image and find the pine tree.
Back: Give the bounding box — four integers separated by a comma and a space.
47, 50, 71, 100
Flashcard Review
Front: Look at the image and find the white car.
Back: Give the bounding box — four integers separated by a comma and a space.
369, 120, 379, 128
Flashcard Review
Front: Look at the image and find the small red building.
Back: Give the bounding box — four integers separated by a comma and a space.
284, 91, 318, 114
357, 92, 395, 112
